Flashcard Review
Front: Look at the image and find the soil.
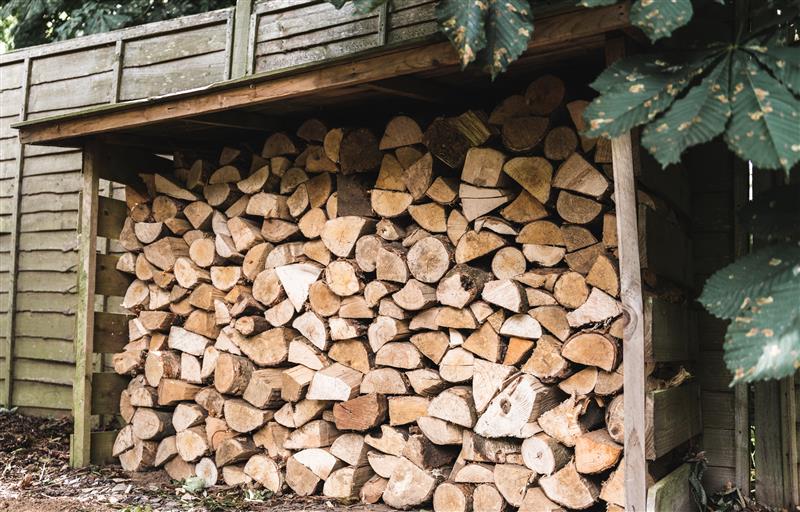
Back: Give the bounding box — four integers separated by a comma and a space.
0, 411, 392, 512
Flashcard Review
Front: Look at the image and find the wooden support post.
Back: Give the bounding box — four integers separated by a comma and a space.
605, 37, 647, 512
71, 140, 100, 467
1, 57, 31, 408
230, 0, 254, 79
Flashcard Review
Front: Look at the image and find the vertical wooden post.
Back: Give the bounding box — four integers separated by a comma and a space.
605, 37, 647, 511
230, 0, 255, 79
1, 57, 31, 408
110, 39, 125, 103
70, 140, 100, 467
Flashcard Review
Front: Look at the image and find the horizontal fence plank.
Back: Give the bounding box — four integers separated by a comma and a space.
18, 231, 78, 252
21, 172, 81, 195
119, 51, 227, 102
97, 196, 127, 240
647, 382, 702, 460
12, 379, 72, 409
20, 211, 78, 233
257, 3, 376, 42
17, 271, 78, 293
13, 358, 74, 386
20, 192, 80, 214
0, 62, 24, 91
27, 72, 113, 114
17, 250, 78, 272
30, 46, 115, 85
257, 17, 379, 56
96, 253, 131, 297
124, 23, 228, 67
15, 337, 74, 363
94, 311, 131, 354
15, 311, 75, 339
255, 33, 381, 74
23, 151, 82, 177
91, 371, 127, 414
16, 291, 77, 314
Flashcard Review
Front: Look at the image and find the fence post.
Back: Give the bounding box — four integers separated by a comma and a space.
230, 0, 255, 78
1, 57, 31, 408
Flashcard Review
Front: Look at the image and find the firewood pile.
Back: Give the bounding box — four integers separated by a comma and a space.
111, 74, 629, 511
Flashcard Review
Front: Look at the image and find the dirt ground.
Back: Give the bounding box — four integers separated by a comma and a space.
0, 410, 392, 512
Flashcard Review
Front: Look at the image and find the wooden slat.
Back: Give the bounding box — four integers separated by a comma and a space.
643, 295, 690, 362
606, 36, 647, 512
91, 371, 127, 414
97, 196, 127, 240
29, 46, 115, 86
16, 3, 630, 145
94, 311, 130, 354
639, 205, 691, 287
646, 463, 693, 512
95, 253, 130, 297
70, 140, 99, 467
12, 380, 72, 409
1, 57, 30, 407
230, 0, 255, 78
119, 51, 227, 102
647, 382, 702, 460
123, 23, 228, 68
90, 430, 119, 465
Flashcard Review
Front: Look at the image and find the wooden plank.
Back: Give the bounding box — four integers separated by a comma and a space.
22, 151, 82, 176
96, 254, 130, 297
15, 311, 75, 339
29, 46, 115, 85
123, 23, 228, 67
703, 428, 736, 467
0, 62, 24, 91
701, 391, 735, 430
255, 2, 376, 42
646, 463, 693, 512
119, 51, 227, 102
231, 0, 255, 78
643, 294, 690, 362
17, 272, 78, 293
14, 338, 74, 363
91, 371, 127, 415
91, 430, 119, 465
0, 57, 29, 408
13, 358, 74, 386
27, 72, 113, 114
17, 3, 630, 145
19, 211, 78, 233
70, 140, 99, 467
639, 205, 691, 287
97, 196, 127, 240
21, 172, 81, 195
647, 382, 702, 460
110, 40, 124, 103
12, 380, 72, 410
256, 17, 379, 56
782, 375, 799, 506
255, 33, 381, 74
94, 312, 131, 354
0, 8, 231, 64
606, 36, 647, 512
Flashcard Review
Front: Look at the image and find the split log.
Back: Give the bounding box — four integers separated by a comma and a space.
224, 399, 273, 433
407, 236, 453, 283
307, 363, 362, 401
539, 461, 599, 510
561, 332, 619, 371
574, 429, 622, 474
473, 483, 507, 512
383, 457, 443, 510
333, 393, 388, 431
522, 433, 571, 475
475, 375, 562, 438
244, 454, 284, 493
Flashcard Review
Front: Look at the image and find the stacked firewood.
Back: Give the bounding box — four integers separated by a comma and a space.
111, 75, 628, 511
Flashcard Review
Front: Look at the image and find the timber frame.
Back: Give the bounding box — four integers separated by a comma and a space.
13, 3, 719, 509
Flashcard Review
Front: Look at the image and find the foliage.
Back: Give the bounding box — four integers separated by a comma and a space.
0, 0, 235, 50
584, 29, 800, 173
580, 0, 693, 42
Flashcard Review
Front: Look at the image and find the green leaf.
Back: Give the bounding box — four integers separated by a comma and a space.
478, 0, 534, 79
725, 285, 800, 384
436, 0, 488, 68
641, 55, 732, 167
584, 52, 717, 138
725, 54, 800, 173
748, 45, 800, 96
630, 0, 693, 42
701, 243, 800, 384
699, 242, 800, 320
182, 476, 206, 493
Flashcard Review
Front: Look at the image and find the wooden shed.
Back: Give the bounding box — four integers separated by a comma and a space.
1, 0, 797, 509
